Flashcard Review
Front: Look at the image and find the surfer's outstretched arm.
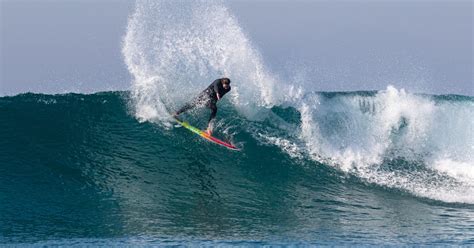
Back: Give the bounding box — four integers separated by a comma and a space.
174, 93, 207, 116
174, 102, 194, 116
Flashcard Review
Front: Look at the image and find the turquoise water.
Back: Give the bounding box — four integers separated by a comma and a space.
1, 91, 473, 246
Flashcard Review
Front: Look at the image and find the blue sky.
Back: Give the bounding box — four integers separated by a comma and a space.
1, 0, 472, 96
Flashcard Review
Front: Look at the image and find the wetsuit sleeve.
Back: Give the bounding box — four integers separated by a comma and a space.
213, 80, 221, 99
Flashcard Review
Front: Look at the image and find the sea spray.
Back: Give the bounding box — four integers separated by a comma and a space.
122, 0, 301, 124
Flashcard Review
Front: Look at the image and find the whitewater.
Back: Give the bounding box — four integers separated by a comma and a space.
1, 0, 473, 245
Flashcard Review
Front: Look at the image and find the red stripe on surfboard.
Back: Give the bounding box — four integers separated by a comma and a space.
202, 133, 239, 150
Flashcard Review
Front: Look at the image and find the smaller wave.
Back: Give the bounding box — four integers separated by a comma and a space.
291, 86, 474, 204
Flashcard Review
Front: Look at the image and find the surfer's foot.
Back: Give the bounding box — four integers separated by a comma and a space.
172, 112, 179, 118
204, 129, 212, 136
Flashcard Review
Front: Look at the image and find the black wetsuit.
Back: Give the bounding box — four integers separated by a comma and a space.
176, 79, 231, 122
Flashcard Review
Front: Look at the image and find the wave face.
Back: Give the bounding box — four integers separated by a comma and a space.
1, 92, 473, 245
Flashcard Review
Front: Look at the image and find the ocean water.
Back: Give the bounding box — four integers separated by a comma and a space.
1, 0, 473, 246
1, 91, 473, 245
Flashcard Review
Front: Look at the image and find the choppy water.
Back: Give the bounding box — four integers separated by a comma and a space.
0, 91, 473, 245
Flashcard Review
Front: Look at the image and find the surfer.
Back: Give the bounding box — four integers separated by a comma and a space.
173, 78, 231, 135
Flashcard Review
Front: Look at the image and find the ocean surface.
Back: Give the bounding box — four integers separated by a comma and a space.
0, 91, 473, 246
2, 0, 473, 245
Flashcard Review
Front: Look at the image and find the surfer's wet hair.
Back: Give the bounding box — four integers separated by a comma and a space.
221, 78, 231, 84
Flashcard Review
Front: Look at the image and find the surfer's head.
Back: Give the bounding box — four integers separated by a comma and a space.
221, 78, 231, 90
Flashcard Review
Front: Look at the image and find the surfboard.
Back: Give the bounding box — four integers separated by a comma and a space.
174, 117, 240, 151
